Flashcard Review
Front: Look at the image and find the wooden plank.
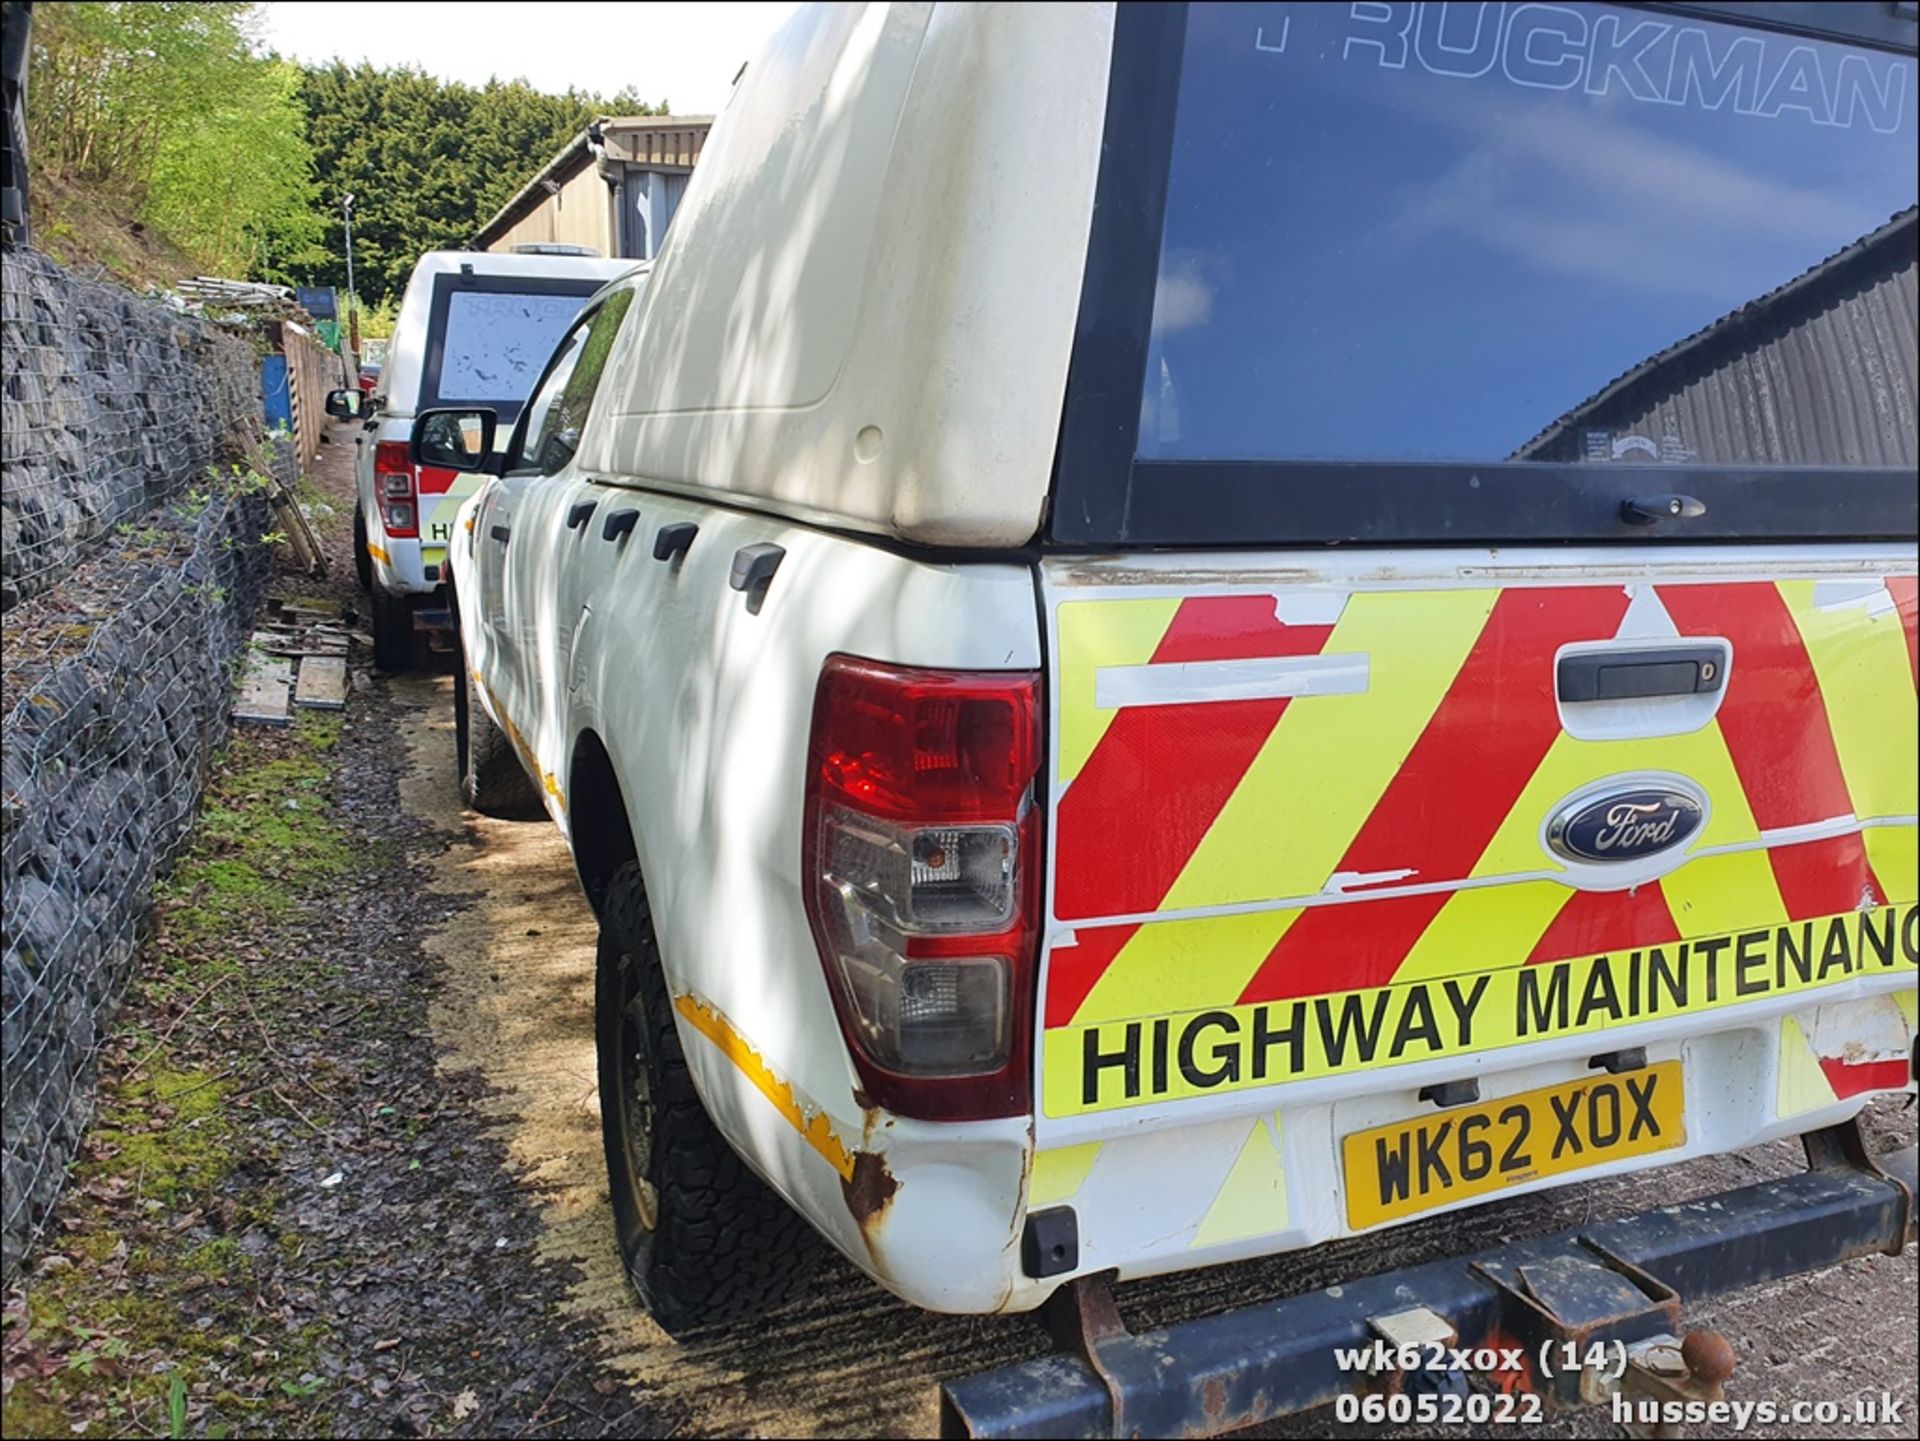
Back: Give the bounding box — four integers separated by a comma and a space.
278, 597, 341, 619
261, 641, 350, 659
294, 656, 349, 711
232, 646, 293, 726
268, 474, 328, 579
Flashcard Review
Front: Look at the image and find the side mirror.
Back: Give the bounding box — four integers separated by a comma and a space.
412, 408, 497, 473
324, 388, 364, 420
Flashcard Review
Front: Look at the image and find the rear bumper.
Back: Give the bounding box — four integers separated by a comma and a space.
940, 1133, 1917, 1439
369, 533, 448, 598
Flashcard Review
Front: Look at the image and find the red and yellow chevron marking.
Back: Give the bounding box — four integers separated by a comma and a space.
1776, 991, 1917, 1120
1044, 578, 1920, 1116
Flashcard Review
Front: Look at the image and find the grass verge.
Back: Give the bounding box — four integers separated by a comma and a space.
1, 711, 361, 1438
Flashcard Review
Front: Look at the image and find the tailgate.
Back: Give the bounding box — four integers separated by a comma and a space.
1036, 552, 1918, 1128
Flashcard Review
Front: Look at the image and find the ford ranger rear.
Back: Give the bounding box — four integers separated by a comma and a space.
431, 2, 1918, 1432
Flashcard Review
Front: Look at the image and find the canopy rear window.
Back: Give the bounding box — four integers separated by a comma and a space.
1051, 2, 1919, 546
421, 274, 608, 421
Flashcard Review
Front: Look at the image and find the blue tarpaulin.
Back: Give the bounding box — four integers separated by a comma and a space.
262, 354, 292, 432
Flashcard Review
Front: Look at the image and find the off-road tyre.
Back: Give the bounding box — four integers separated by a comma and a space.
452, 641, 542, 819
352, 503, 372, 591
596, 861, 824, 1334
370, 583, 412, 672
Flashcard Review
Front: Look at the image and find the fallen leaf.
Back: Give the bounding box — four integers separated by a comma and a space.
451, 1388, 478, 1421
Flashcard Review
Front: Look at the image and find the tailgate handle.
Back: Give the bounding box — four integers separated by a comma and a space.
1622, 493, 1707, 524
1557, 646, 1724, 703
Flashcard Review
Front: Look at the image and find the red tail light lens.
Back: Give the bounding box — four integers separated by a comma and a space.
373, 442, 418, 537
803, 656, 1042, 1121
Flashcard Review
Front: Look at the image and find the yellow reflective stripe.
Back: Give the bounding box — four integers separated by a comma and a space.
1055, 597, 1180, 787
1391, 881, 1574, 985
1161, 588, 1497, 910
1866, 827, 1918, 906
367, 542, 391, 564
1043, 903, 1915, 1117
672, 993, 856, 1181
1782, 580, 1918, 824
1029, 1142, 1102, 1207
1664, 849, 1788, 937
1469, 717, 1787, 937
1189, 1114, 1287, 1249
1477, 719, 1764, 874
1075, 908, 1301, 1026
475, 671, 566, 813
1776, 1013, 1837, 1118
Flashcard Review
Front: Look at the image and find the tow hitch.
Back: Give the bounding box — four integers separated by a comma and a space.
939, 1121, 1916, 1439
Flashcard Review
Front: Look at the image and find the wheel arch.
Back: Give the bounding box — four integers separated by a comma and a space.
570, 728, 639, 917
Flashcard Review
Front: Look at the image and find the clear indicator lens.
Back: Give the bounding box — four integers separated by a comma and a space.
825, 810, 1015, 933
816, 809, 1016, 1075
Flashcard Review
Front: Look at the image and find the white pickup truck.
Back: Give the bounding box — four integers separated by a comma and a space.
434, 3, 1918, 1432
330, 250, 632, 669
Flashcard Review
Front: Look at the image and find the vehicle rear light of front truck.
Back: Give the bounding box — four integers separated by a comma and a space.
803, 655, 1042, 1121
373, 441, 418, 537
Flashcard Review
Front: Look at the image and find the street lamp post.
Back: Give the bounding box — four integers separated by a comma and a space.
342, 192, 358, 357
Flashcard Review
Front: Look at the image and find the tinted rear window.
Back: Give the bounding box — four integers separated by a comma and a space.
420, 275, 608, 420
1139, 1, 1918, 468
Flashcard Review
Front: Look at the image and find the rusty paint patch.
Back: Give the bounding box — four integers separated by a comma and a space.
843, 1149, 899, 1235
1201, 1376, 1227, 1421
671, 992, 856, 1181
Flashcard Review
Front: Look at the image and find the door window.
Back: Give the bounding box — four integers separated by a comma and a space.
514, 288, 638, 477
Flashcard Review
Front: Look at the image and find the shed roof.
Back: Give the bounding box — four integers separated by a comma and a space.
473, 115, 714, 250
1514, 207, 1919, 460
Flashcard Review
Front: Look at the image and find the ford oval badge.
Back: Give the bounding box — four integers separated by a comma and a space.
1547, 786, 1705, 864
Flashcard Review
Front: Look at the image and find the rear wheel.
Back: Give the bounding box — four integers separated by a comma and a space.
370, 584, 411, 672
352, 503, 372, 591
596, 861, 823, 1334
454, 661, 542, 819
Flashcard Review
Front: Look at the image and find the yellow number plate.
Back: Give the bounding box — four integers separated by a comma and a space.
1343, 1061, 1685, 1229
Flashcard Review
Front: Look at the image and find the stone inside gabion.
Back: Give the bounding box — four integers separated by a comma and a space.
0, 245, 276, 1282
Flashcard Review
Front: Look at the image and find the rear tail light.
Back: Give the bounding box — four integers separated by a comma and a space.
373, 442, 418, 537
803, 655, 1042, 1120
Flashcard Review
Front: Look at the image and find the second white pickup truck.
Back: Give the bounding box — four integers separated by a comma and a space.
428, 2, 1918, 1431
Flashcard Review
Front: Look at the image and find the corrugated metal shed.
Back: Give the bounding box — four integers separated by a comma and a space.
1517, 208, 1918, 467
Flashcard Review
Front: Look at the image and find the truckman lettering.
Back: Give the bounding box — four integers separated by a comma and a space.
1325, 2, 1912, 135
1069, 904, 1917, 1109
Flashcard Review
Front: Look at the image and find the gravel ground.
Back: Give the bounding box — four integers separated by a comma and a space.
5, 417, 1915, 1438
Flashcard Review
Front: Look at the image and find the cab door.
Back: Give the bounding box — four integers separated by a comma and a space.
475, 305, 604, 739
502, 282, 644, 785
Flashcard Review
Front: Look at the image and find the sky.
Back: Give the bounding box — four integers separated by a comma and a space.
257, 1, 799, 116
